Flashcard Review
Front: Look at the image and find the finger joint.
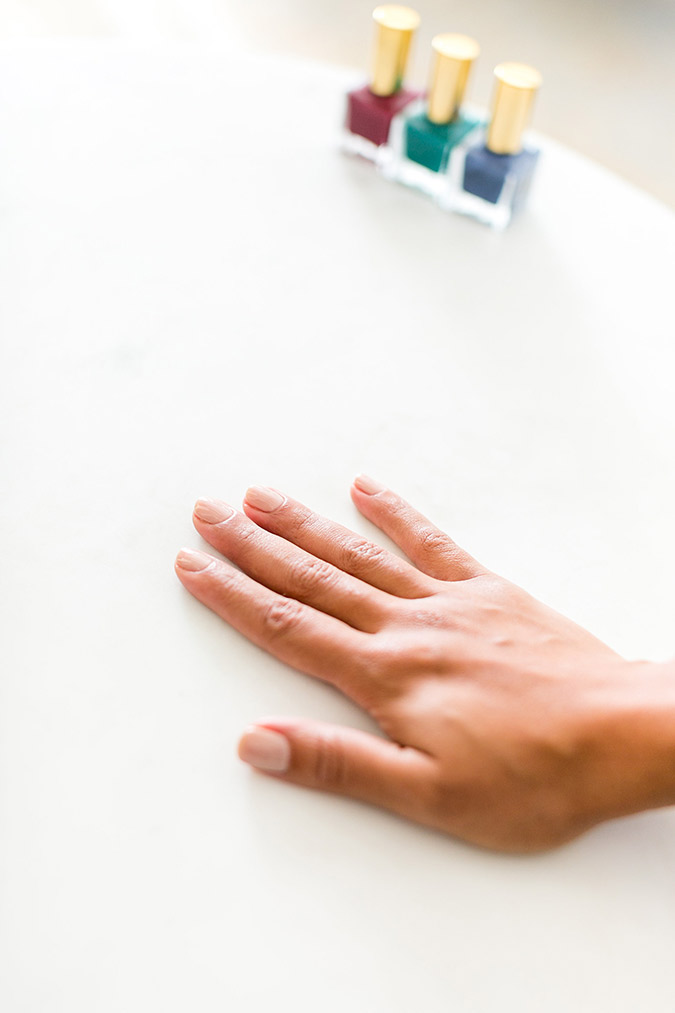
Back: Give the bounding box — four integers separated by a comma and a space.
261, 597, 305, 639
418, 527, 453, 559
287, 555, 337, 598
312, 731, 349, 791
342, 537, 388, 574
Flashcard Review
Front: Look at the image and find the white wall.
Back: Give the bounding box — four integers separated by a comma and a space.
2, 0, 673, 207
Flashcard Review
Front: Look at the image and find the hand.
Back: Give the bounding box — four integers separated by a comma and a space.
175, 477, 675, 853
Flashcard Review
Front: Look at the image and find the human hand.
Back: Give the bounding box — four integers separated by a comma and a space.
175, 477, 675, 853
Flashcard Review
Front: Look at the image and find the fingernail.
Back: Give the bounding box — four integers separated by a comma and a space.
175, 548, 214, 572
354, 474, 386, 495
194, 498, 235, 524
238, 727, 291, 773
245, 486, 286, 512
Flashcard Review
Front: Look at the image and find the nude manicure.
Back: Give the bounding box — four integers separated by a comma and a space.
175, 548, 214, 572
194, 498, 235, 524
238, 727, 291, 772
354, 474, 386, 495
245, 486, 286, 512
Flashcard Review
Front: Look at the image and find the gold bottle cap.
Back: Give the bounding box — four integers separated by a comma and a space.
486, 62, 542, 154
370, 5, 421, 97
427, 34, 480, 125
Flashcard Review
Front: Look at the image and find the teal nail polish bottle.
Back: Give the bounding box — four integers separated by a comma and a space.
404, 111, 480, 173
386, 33, 483, 197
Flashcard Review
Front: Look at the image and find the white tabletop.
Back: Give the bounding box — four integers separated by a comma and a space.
2, 42, 675, 1013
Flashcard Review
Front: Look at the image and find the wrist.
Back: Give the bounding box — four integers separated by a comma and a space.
597, 658, 675, 820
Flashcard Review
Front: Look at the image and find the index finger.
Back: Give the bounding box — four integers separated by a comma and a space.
242, 486, 436, 599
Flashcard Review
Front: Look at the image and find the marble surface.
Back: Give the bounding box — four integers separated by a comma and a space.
1, 42, 675, 1013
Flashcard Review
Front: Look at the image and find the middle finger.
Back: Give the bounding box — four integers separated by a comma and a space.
242, 487, 438, 598
193, 499, 393, 633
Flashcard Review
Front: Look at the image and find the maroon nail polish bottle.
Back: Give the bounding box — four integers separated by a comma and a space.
344, 6, 421, 164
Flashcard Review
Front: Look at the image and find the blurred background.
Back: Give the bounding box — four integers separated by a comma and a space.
1, 0, 673, 208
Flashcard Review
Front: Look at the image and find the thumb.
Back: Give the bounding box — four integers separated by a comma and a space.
238, 719, 435, 822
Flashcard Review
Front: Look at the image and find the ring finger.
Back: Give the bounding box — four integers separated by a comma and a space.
193, 498, 393, 633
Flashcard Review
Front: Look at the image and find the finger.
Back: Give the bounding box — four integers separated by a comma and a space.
192, 498, 392, 633
350, 476, 486, 581
175, 548, 374, 701
242, 486, 435, 598
238, 719, 436, 823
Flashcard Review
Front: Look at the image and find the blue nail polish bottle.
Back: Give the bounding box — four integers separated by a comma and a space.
386, 33, 483, 197
449, 62, 542, 228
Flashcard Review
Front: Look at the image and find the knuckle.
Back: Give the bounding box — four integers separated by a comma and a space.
361, 634, 415, 687
344, 536, 387, 572
288, 505, 316, 539
351, 640, 389, 684
233, 523, 260, 552
287, 554, 336, 596
312, 731, 349, 790
403, 604, 449, 630
418, 526, 453, 557
477, 575, 525, 610
383, 497, 408, 521
407, 636, 447, 671
353, 632, 388, 671
261, 596, 304, 638
210, 562, 240, 593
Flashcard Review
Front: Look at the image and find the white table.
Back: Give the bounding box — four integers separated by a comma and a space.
2, 42, 675, 1013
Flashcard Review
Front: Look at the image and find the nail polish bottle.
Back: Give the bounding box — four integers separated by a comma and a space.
387, 34, 483, 197
344, 5, 421, 164
448, 63, 542, 227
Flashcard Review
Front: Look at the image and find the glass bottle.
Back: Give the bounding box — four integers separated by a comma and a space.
344, 6, 421, 165
449, 63, 542, 228
387, 34, 483, 199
